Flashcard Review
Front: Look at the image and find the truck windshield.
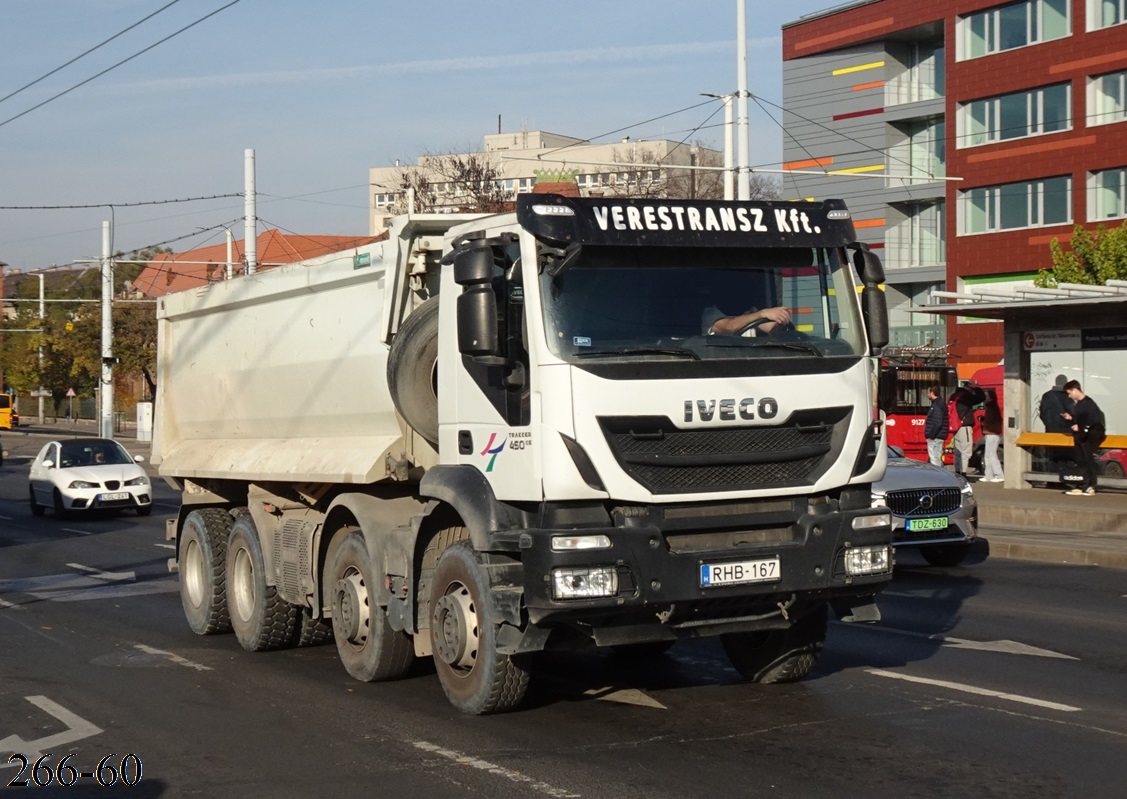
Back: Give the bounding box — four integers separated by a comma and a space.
538, 245, 866, 363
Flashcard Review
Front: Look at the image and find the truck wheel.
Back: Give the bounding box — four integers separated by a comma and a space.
920, 543, 971, 567
296, 610, 333, 647
29, 487, 45, 517
330, 530, 414, 681
430, 541, 530, 715
387, 296, 440, 446
179, 509, 234, 635
226, 516, 299, 651
721, 604, 827, 684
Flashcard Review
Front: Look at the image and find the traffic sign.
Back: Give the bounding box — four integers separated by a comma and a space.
65, 387, 76, 398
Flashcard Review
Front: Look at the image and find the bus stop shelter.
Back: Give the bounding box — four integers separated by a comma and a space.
915, 282, 1127, 491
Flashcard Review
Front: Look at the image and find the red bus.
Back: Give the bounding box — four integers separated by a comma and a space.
879, 348, 958, 463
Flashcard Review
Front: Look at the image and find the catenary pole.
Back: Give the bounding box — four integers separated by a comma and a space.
736, 0, 751, 200
245, 148, 257, 274
100, 221, 114, 439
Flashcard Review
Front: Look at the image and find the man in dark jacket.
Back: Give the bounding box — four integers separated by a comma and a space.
923, 385, 947, 467
1062, 380, 1105, 495
1039, 374, 1074, 434
949, 380, 985, 475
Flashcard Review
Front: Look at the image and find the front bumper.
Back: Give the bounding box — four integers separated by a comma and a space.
60, 487, 152, 511
517, 504, 892, 642
890, 500, 977, 549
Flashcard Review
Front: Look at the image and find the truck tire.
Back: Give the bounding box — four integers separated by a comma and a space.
721, 604, 827, 684
330, 530, 414, 681
179, 509, 233, 635
296, 610, 333, 647
387, 296, 440, 446
920, 543, 971, 567
429, 541, 530, 715
226, 516, 299, 651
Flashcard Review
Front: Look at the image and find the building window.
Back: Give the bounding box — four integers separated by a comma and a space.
1089, 0, 1127, 29
959, 0, 1069, 60
959, 83, 1071, 146
960, 176, 1072, 233
1089, 167, 1127, 220
1089, 70, 1127, 126
887, 41, 945, 105
889, 201, 946, 267
889, 117, 946, 178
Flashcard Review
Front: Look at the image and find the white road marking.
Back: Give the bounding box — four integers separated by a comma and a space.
66, 563, 135, 582
0, 695, 103, 764
133, 644, 212, 671
583, 687, 668, 709
849, 623, 1077, 660
156, 543, 175, 550
414, 741, 580, 798
63, 528, 92, 535
867, 668, 1081, 712
0, 597, 23, 611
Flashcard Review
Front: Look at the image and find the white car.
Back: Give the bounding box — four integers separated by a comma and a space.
29, 438, 152, 517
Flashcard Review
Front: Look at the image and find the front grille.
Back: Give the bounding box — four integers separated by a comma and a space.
599, 408, 850, 494
885, 487, 961, 517
105, 480, 121, 490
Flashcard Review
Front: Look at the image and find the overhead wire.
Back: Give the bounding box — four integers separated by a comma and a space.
0, 0, 244, 131
0, 0, 184, 107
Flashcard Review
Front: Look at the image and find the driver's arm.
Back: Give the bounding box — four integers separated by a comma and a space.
708, 306, 791, 335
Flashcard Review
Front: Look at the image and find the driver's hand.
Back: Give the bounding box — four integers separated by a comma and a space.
758, 306, 791, 325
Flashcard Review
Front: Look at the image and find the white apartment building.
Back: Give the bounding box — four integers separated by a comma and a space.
368, 130, 721, 233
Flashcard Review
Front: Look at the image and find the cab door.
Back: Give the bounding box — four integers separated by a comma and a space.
438, 232, 540, 502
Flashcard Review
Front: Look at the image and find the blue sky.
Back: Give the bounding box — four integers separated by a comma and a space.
0, 0, 841, 271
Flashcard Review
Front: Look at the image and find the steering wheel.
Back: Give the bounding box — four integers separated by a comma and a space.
733, 317, 771, 337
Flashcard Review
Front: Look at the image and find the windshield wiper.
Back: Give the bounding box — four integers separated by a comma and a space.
703, 339, 826, 358
574, 346, 700, 360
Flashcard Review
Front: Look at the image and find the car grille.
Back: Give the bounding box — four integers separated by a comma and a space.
105, 480, 121, 490
598, 407, 851, 494
884, 488, 961, 517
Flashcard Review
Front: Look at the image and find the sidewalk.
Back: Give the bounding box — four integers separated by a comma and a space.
3, 421, 1126, 569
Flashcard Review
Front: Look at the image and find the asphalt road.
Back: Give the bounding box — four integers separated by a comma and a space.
1, 453, 1126, 798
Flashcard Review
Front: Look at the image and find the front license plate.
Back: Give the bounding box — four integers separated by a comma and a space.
907, 516, 948, 531
700, 558, 780, 588
99, 492, 130, 502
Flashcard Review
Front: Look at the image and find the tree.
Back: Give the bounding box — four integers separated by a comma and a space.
1038, 222, 1127, 287
393, 150, 510, 215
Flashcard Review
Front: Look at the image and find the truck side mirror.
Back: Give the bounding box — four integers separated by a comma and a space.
862, 286, 889, 350
452, 245, 503, 358
852, 248, 885, 285
457, 288, 500, 357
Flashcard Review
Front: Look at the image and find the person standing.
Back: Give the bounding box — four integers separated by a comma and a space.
948, 380, 985, 476
923, 385, 947, 467
1061, 380, 1105, 496
980, 389, 1004, 482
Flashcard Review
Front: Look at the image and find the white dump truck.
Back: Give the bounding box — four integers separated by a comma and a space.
153, 193, 893, 714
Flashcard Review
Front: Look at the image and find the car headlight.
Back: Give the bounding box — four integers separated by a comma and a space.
956, 474, 973, 495
68, 480, 99, 489
124, 476, 149, 486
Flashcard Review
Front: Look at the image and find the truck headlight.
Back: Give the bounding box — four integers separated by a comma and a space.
852, 513, 891, 530
844, 545, 892, 576
551, 567, 618, 600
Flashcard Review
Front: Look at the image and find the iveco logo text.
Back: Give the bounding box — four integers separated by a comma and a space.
684, 398, 779, 423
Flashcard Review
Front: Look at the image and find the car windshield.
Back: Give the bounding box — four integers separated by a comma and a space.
58, 442, 133, 467
538, 244, 866, 364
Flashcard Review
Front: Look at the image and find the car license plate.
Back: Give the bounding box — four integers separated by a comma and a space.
99, 492, 130, 502
907, 516, 948, 531
700, 558, 780, 588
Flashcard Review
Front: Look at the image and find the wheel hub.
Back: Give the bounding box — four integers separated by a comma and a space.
335, 571, 369, 644
183, 539, 204, 606
432, 584, 479, 670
